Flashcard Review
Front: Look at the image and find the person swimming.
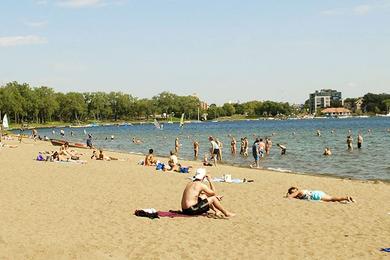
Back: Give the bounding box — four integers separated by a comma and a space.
323, 147, 332, 156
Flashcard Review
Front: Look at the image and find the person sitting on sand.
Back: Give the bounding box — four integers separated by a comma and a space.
164, 151, 179, 171
202, 154, 213, 166
277, 143, 287, 155
0, 142, 18, 148
181, 168, 235, 217
323, 147, 332, 156
144, 149, 157, 166
95, 150, 118, 161
286, 187, 355, 203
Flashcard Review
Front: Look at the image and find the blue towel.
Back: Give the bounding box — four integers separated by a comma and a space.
380, 248, 390, 252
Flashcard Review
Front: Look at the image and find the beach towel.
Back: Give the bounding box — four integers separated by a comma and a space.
380, 248, 390, 253
134, 209, 199, 219
157, 211, 195, 218
212, 177, 254, 183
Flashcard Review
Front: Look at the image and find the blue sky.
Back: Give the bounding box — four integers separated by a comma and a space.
0, 0, 389, 104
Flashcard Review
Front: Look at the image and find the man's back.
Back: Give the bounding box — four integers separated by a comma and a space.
181, 181, 203, 209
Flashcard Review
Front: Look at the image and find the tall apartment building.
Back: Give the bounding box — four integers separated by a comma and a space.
309, 89, 342, 114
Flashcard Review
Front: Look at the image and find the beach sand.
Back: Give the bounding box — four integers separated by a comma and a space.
0, 138, 389, 259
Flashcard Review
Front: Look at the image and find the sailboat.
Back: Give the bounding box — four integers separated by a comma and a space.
179, 113, 185, 128
154, 119, 162, 130
193, 107, 202, 123
2, 114, 9, 129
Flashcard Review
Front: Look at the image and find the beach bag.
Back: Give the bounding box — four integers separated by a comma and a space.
134, 209, 159, 219
156, 162, 165, 170
179, 167, 189, 173
36, 154, 45, 161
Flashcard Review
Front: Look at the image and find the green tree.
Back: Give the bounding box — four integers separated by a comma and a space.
222, 103, 236, 116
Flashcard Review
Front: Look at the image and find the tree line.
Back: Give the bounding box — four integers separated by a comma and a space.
1, 81, 388, 124
0, 81, 301, 124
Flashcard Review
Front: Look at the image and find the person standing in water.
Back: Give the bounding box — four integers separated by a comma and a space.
243, 137, 249, 156
250, 138, 260, 168
216, 138, 223, 161
175, 137, 180, 154
357, 133, 363, 149
239, 138, 245, 155
208, 136, 220, 166
347, 135, 353, 150
193, 140, 199, 158
265, 137, 272, 155
230, 136, 237, 154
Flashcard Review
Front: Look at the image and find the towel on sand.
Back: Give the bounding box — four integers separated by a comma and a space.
134, 209, 198, 219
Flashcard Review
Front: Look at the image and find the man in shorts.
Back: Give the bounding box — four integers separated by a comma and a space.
208, 136, 219, 166
250, 138, 260, 168
181, 168, 235, 217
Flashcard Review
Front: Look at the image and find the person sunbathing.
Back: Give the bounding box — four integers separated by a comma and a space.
96, 150, 118, 161
286, 187, 355, 203
0, 142, 18, 148
202, 154, 213, 166
164, 151, 179, 172
181, 168, 235, 217
144, 149, 157, 166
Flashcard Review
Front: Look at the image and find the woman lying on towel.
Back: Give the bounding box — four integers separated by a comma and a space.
286, 187, 355, 203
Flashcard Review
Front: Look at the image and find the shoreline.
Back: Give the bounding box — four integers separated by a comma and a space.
6, 114, 386, 131
77, 141, 390, 184
7, 133, 390, 183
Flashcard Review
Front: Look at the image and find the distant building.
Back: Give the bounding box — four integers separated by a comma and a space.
200, 101, 208, 110
321, 107, 351, 117
309, 89, 342, 114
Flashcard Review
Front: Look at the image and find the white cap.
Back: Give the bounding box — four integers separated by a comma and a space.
194, 168, 206, 180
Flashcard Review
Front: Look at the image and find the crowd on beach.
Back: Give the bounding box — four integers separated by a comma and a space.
2, 125, 378, 219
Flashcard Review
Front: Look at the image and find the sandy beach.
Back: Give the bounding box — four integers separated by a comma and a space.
0, 138, 389, 259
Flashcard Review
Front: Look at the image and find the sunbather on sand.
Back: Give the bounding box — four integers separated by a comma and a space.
181, 168, 235, 217
0, 142, 18, 148
95, 150, 118, 161
286, 187, 355, 203
202, 154, 213, 166
144, 149, 157, 166
164, 151, 179, 171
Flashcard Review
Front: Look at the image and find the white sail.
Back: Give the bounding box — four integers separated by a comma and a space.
2, 114, 9, 129
153, 119, 161, 129
179, 113, 185, 128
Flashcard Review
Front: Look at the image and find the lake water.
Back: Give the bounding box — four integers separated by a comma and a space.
29, 117, 390, 181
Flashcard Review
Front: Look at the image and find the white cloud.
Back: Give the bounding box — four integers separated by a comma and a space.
320, 8, 345, 16
321, 2, 390, 17
24, 21, 48, 28
353, 5, 372, 15
0, 35, 47, 47
57, 0, 106, 8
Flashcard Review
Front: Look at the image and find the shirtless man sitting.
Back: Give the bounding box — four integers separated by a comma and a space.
144, 149, 157, 166
181, 168, 235, 217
